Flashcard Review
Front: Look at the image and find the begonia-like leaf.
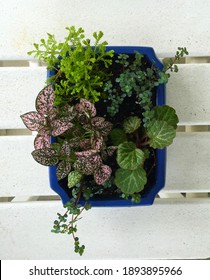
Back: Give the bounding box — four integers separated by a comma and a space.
147, 120, 176, 148
35, 85, 55, 115
117, 142, 144, 170
94, 165, 112, 185
20, 111, 46, 131
152, 105, 179, 129
110, 128, 127, 146
123, 116, 141, 134
114, 167, 147, 194
32, 148, 58, 166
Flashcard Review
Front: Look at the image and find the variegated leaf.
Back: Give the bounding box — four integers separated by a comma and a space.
60, 140, 71, 157
91, 117, 105, 127
107, 146, 117, 156
79, 139, 91, 150
20, 111, 46, 131
32, 148, 58, 166
56, 161, 71, 180
34, 133, 50, 150
92, 138, 103, 150
68, 171, 83, 188
51, 119, 73, 137
75, 99, 96, 117
48, 108, 58, 123
74, 153, 102, 175
99, 121, 113, 136
75, 150, 98, 158
94, 165, 112, 185
35, 85, 55, 115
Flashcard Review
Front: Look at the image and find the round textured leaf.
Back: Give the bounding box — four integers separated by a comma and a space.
147, 120, 176, 148
153, 105, 179, 129
123, 116, 141, 133
117, 142, 144, 170
114, 167, 147, 194
110, 128, 127, 146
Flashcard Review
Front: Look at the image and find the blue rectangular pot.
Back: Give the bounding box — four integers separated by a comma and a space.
48, 46, 166, 207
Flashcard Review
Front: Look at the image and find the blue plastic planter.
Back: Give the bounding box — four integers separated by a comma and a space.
48, 46, 166, 207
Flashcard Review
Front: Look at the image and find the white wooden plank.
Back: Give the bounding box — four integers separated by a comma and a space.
163, 132, 210, 193
0, 67, 46, 129
167, 64, 210, 125
0, 199, 210, 259
1, 64, 210, 129
0, 136, 53, 197
0, 0, 210, 59
1, 132, 209, 197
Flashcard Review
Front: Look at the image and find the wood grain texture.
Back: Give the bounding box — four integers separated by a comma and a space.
0, 199, 209, 259
0, 0, 210, 59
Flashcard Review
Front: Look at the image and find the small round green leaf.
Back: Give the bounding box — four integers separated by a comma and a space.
123, 116, 141, 133
115, 167, 147, 194
147, 120, 176, 148
117, 142, 144, 170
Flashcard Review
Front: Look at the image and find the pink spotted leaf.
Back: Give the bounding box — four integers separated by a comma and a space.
75, 150, 98, 158
56, 160, 71, 180
107, 146, 118, 156
99, 121, 113, 136
32, 147, 59, 166
91, 117, 105, 127
75, 99, 96, 117
35, 85, 55, 115
51, 118, 74, 137
20, 111, 46, 131
34, 133, 50, 150
74, 152, 102, 175
92, 138, 103, 151
94, 165, 112, 185
60, 140, 71, 157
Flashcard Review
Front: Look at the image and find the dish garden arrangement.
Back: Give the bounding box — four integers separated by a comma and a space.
21, 26, 188, 255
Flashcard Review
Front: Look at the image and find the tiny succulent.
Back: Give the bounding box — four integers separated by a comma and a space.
22, 25, 188, 255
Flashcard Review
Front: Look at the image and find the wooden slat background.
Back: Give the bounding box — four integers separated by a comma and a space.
0, 0, 210, 260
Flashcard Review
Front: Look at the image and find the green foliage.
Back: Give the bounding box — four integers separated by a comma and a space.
23, 25, 189, 256
51, 198, 90, 256
147, 120, 176, 148
68, 171, 83, 188
115, 167, 147, 194
153, 105, 179, 129
28, 26, 114, 105
109, 128, 127, 146
123, 116, 141, 134
117, 142, 144, 170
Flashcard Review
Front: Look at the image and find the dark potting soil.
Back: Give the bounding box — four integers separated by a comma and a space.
58, 53, 157, 201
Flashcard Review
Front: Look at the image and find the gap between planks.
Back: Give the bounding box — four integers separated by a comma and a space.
0, 193, 209, 203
